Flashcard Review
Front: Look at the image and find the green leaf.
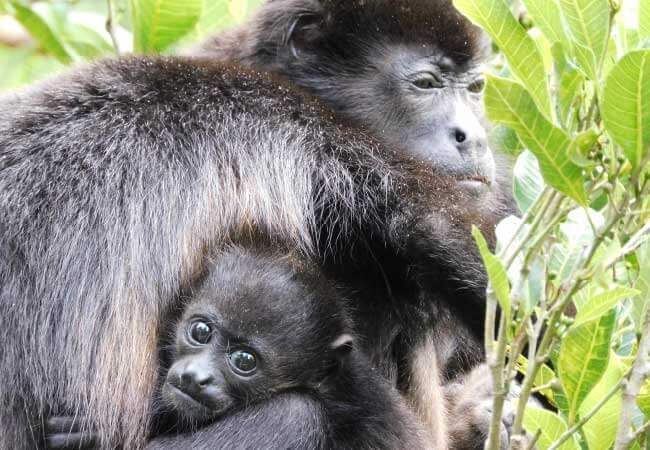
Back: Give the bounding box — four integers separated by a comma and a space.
641, 0, 650, 42
513, 150, 545, 213
484, 75, 588, 205
639, 379, 650, 417
581, 353, 625, 450
574, 287, 639, 327
523, 407, 577, 450
9, 1, 72, 64
453, 0, 552, 117
489, 124, 523, 156
558, 310, 616, 424
472, 226, 511, 318
602, 50, 650, 170
557, 60, 583, 129
558, 0, 611, 80
130, 0, 202, 53
521, 0, 568, 44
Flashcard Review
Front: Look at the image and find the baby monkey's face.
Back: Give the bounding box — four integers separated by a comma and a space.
161, 250, 353, 424
162, 314, 262, 424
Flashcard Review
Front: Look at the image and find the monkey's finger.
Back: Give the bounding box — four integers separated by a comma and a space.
46, 416, 83, 434
45, 432, 97, 450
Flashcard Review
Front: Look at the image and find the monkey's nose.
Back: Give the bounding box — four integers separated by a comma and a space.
180, 369, 216, 395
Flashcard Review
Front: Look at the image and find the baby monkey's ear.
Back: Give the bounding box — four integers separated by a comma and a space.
330, 333, 354, 360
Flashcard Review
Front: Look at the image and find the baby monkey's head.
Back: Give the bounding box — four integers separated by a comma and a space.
162, 246, 353, 424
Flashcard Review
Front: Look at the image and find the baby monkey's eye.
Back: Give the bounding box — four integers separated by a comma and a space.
467, 77, 485, 94
228, 349, 257, 376
412, 73, 443, 90
189, 321, 212, 345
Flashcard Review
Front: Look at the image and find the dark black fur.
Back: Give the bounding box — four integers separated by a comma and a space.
149, 247, 427, 449
0, 56, 505, 449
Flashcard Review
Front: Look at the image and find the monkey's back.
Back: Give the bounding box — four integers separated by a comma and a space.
0, 56, 393, 449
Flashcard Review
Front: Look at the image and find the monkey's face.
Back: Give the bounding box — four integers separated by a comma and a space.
340, 45, 495, 191
162, 315, 274, 424
282, 0, 495, 191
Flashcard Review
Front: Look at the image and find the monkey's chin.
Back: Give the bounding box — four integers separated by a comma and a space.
164, 384, 224, 424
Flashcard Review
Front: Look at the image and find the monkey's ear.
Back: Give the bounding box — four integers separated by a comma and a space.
330, 333, 354, 359
286, 14, 323, 59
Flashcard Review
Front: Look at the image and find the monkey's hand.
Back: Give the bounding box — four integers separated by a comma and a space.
445, 364, 537, 450
45, 416, 97, 450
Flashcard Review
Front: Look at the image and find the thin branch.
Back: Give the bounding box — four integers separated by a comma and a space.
614, 308, 650, 450
106, 0, 120, 53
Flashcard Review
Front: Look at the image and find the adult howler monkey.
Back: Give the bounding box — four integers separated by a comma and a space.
48, 245, 429, 449
0, 56, 503, 449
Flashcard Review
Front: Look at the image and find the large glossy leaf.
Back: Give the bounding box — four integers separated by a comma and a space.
521, 0, 568, 44
574, 287, 639, 327
453, 0, 551, 117
484, 76, 587, 205
130, 0, 202, 53
602, 50, 650, 170
523, 407, 577, 450
558, 310, 616, 424
513, 150, 545, 213
581, 353, 625, 450
9, 1, 71, 64
559, 0, 610, 80
472, 226, 511, 318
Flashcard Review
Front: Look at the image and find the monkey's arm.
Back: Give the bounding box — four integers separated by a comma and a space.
146, 394, 327, 450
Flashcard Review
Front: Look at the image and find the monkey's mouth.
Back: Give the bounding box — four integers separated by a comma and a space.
457, 175, 491, 186
165, 384, 218, 419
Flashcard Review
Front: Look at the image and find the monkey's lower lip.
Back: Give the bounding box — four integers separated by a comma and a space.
459, 175, 490, 185
168, 385, 214, 413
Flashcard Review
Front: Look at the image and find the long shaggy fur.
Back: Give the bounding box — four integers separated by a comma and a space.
0, 56, 503, 449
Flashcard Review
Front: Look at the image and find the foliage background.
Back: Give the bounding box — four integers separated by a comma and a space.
0, 0, 262, 90
1, 1, 649, 449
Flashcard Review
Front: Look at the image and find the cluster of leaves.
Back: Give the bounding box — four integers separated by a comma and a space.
0, 0, 261, 89
454, 0, 650, 448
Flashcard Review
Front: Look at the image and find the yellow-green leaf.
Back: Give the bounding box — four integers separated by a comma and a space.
602, 50, 650, 171
641, 0, 650, 42
559, 0, 610, 80
453, 0, 552, 117
522, 0, 568, 44
472, 226, 511, 318
558, 310, 616, 424
639, 379, 650, 417
580, 353, 625, 450
523, 407, 578, 450
130, 0, 202, 53
574, 287, 640, 327
485, 75, 587, 205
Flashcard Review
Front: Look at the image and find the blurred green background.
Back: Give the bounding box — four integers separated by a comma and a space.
0, 0, 263, 90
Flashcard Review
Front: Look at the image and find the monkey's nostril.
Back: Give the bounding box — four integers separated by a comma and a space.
454, 129, 467, 143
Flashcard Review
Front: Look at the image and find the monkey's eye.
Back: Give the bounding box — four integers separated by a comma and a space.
467, 77, 485, 94
227, 349, 257, 376
188, 321, 212, 345
412, 73, 443, 90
